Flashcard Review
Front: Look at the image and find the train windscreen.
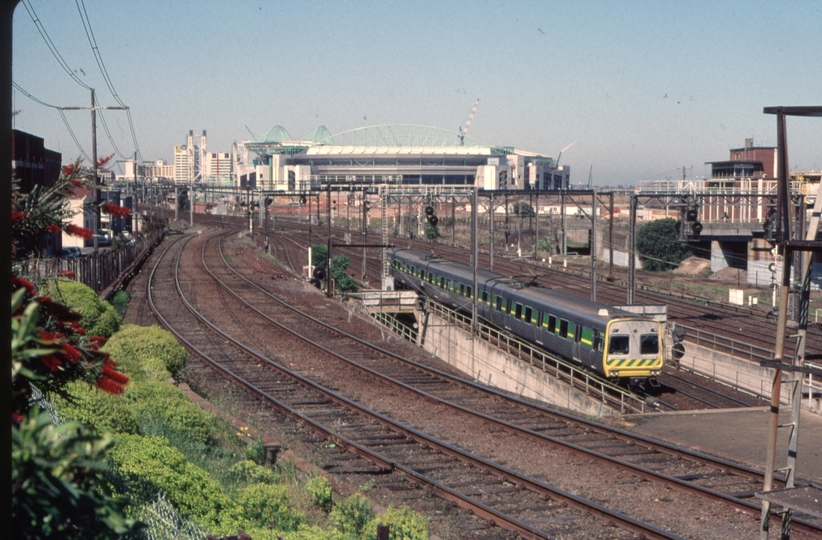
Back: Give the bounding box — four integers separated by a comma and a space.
640, 333, 659, 355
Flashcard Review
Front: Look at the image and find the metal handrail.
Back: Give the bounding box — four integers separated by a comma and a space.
675, 323, 774, 363
418, 300, 649, 414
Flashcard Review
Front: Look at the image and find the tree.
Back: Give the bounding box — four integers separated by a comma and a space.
512, 201, 535, 217
311, 245, 359, 292
12, 158, 136, 538
636, 218, 692, 272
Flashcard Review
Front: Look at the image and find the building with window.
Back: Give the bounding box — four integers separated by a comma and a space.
245, 124, 568, 192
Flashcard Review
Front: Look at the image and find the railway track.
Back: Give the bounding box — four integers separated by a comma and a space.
146, 229, 822, 537
149, 231, 675, 538
180, 215, 778, 410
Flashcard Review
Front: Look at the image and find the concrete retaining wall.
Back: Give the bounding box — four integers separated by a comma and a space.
418, 311, 619, 418
676, 340, 822, 414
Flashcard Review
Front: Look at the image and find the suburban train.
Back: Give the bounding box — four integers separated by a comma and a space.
388, 248, 664, 383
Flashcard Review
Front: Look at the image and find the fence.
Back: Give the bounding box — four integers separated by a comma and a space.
13, 229, 164, 296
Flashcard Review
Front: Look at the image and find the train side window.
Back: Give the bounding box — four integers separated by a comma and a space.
524, 306, 533, 324
481, 291, 489, 303
573, 324, 581, 343
466, 286, 473, 298
609, 335, 630, 355
513, 303, 523, 319
446, 279, 452, 291
559, 319, 569, 338
592, 330, 602, 351
458, 283, 465, 295
547, 315, 557, 333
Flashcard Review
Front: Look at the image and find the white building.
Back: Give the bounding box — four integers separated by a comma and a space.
245, 124, 569, 192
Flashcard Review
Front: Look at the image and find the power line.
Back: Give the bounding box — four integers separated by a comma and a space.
22, 0, 131, 160
12, 81, 93, 163
74, 0, 143, 162
21, 0, 92, 91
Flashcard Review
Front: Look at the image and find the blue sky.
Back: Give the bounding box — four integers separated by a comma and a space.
11, 0, 822, 186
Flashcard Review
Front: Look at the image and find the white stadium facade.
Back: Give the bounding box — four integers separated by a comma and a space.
243, 124, 569, 192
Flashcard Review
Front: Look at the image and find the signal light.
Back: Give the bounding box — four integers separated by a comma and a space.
425, 205, 434, 216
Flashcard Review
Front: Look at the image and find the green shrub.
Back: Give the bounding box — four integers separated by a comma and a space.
363, 506, 428, 540
13, 410, 135, 539
331, 494, 373, 537
280, 524, 344, 540
636, 218, 692, 272
54, 381, 142, 435
236, 483, 304, 531
244, 437, 267, 464
124, 379, 215, 445
109, 434, 235, 529
43, 279, 121, 338
305, 475, 333, 511
102, 324, 186, 381
229, 460, 277, 484
109, 291, 130, 317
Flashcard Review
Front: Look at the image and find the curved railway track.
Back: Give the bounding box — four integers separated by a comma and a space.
145, 229, 822, 538
178, 215, 778, 409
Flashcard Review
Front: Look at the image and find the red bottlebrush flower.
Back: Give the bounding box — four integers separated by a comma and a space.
101, 203, 131, 217
12, 275, 36, 296
45, 224, 61, 234
38, 296, 52, 303
40, 299, 83, 322
75, 328, 87, 336
88, 343, 99, 350
104, 358, 118, 368
62, 164, 75, 176
12, 412, 24, 425
89, 335, 106, 344
96, 154, 113, 168
71, 178, 84, 187
96, 377, 126, 395
12, 211, 26, 224
66, 224, 94, 239
102, 365, 129, 385
42, 354, 62, 371
58, 270, 76, 278
59, 342, 82, 363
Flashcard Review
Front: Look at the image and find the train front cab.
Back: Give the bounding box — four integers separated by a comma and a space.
602, 318, 663, 383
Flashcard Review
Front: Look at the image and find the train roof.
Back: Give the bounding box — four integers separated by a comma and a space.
390, 248, 646, 326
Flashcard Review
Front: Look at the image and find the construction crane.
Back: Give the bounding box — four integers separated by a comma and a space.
555, 139, 578, 169
458, 98, 479, 146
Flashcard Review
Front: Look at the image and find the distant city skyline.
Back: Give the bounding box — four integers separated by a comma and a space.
11, 0, 822, 186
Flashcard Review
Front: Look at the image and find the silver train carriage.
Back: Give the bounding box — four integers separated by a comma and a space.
389, 248, 664, 382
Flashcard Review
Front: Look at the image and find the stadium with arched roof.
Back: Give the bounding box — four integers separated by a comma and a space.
242, 124, 568, 192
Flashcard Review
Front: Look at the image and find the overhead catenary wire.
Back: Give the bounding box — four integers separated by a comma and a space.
21, 0, 132, 161
74, 0, 143, 162
21, 0, 92, 91
12, 81, 93, 163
